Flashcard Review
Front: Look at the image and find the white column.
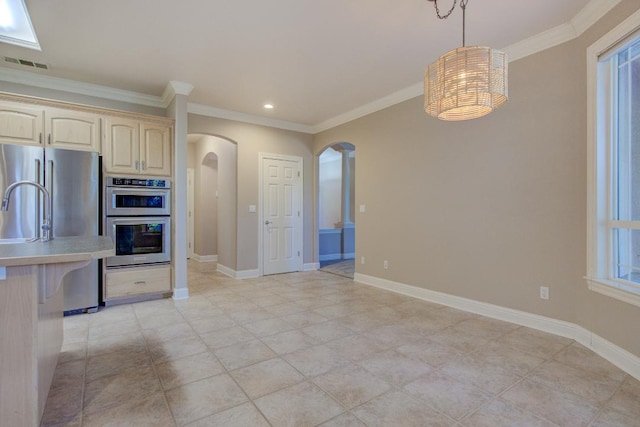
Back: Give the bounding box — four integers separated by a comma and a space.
166, 81, 193, 301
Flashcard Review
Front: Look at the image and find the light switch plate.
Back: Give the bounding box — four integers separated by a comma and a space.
249, 205, 256, 213
359, 204, 366, 213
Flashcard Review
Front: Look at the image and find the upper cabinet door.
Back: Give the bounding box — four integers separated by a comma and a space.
103, 118, 141, 174
141, 123, 171, 176
0, 102, 44, 146
45, 108, 101, 152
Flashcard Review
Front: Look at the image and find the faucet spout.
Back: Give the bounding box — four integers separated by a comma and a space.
2, 180, 53, 242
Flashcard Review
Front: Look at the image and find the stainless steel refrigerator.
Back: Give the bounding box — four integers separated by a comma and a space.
0, 143, 100, 313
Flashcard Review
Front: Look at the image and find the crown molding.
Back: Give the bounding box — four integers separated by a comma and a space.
503, 0, 622, 62
163, 81, 194, 104
188, 102, 314, 134
312, 82, 424, 133
0, 66, 166, 108
503, 22, 578, 63
314, 0, 622, 133
571, 0, 623, 36
0, 0, 622, 134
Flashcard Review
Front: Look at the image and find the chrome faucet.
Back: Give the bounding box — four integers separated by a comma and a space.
1, 180, 53, 242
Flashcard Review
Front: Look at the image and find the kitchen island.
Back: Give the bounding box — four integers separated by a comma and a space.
0, 236, 114, 427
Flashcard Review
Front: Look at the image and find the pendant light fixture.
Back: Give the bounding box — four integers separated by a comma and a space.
424, 0, 508, 121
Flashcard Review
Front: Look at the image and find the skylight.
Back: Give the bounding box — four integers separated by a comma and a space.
0, 0, 40, 50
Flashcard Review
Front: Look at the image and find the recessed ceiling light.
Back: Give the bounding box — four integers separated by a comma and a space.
0, 0, 41, 50
263, 103, 274, 109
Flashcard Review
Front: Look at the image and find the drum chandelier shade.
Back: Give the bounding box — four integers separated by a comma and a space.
424, 0, 508, 121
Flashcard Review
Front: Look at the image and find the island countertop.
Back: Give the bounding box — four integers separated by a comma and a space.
0, 236, 114, 267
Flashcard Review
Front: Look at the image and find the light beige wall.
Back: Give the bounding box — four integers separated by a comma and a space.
187, 143, 196, 169
191, 135, 236, 267
313, 0, 640, 357
200, 153, 218, 256
194, 148, 220, 257
188, 114, 315, 272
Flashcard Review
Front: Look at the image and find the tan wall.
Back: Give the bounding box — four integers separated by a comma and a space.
199, 152, 219, 256
188, 114, 315, 272
190, 136, 235, 262
187, 144, 196, 169
313, 0, 640, 357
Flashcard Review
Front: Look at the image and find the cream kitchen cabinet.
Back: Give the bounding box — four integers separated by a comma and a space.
104, 265, 172, 303
0, 101, 44, 146
45, 107, 101, 152
0, 101, 100, 152
103, 117, 171, 176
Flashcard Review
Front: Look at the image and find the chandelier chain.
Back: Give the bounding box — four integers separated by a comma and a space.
432, 0, 457, 20
431, 0, 469, 19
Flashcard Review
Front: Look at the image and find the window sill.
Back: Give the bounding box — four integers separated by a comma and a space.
586, 277, 640, 308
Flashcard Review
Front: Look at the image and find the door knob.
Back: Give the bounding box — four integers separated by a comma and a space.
265, 220, 272, 225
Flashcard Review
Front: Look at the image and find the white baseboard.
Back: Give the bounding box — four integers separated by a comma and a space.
304, 262, 320, 271
583, 331, 640, 381
172, 287, 189, 300
354, 273, 640, 381
191, 254, 218, 263
216, 263, 235, 278
216, 263, 259, 279
236, 269, 259, 279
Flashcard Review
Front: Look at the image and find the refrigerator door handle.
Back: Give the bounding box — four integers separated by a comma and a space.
35, 158, 41, 238
47, 160, 54, 234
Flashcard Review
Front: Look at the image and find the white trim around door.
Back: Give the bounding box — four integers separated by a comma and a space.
258, 153, 304, 276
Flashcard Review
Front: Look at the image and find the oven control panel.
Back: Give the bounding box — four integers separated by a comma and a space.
107, 177, 170, 188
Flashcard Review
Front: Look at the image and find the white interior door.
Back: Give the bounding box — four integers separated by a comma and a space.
262, 156, 302, 275
187, 168, 195, 259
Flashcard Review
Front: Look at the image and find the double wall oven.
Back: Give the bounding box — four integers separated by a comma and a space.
104, 176, 171, 268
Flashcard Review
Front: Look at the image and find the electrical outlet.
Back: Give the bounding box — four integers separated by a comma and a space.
361, 256, 365, 265
540, 286, 549, 300
383, 260, 389, 269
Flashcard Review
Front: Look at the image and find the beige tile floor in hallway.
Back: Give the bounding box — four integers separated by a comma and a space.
42, 260, 640, 426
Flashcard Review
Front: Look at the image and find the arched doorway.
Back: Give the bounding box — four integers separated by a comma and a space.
187, 134, 237, 273
318, 142, 355, 278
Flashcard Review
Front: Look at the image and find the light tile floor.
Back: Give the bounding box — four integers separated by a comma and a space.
319, 259, 355, 279
42, 261, 640, 426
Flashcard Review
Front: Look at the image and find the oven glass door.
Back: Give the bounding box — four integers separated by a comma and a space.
106, 217, 171, 267
106, 187, 171, 216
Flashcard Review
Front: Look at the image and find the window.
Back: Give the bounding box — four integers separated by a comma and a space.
587, 10, 640, 307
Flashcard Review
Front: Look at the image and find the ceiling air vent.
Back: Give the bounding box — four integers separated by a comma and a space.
4, 56, 48, 70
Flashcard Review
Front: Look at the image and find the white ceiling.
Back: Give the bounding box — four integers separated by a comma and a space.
0, 0, 615, 131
